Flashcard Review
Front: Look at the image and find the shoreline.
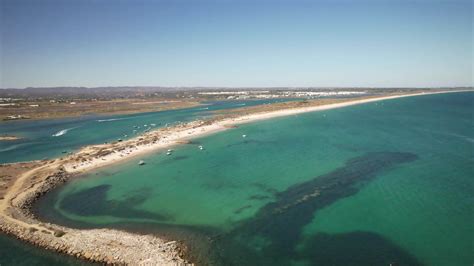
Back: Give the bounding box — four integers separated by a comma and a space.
0, 89, 470, 264
64, 89, 470, 174
0, 163, 190, 265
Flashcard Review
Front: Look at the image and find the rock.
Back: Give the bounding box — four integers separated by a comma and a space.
53, 230, 66, 237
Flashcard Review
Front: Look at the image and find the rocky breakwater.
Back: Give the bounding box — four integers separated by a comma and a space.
0, 164, 190, 265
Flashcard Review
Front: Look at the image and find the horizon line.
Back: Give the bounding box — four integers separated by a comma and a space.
1, 85, 473, 90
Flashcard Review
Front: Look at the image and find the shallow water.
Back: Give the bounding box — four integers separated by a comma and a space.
0, 98, 298, 265
0, 98, 297, 163
36, 92, 474, 265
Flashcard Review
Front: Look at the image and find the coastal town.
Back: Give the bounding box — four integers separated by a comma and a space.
0, 87, 456, 121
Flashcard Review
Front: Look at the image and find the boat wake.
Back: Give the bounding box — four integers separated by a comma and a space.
96, 117, 131, 122
52, 127, 77, 137
0, 143, 32, 152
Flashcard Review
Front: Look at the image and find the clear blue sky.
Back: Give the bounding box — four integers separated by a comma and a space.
0, 0, 472, 88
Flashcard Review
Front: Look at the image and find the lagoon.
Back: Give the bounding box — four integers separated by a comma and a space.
0, 99, 296, 163
36, 92, 473, 265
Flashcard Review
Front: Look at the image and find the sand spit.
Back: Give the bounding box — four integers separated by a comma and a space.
0, 135, 21, 141
0, 90, 470, 264
0, 162, 189, 265
64, 90, 470, 174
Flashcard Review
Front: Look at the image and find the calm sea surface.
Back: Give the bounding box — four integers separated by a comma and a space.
0, 98, 296, 163
0, 98, 297, 265
34, 92, 473, 265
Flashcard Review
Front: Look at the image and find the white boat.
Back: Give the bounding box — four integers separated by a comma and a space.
242, 134, 247, 138
198, 145, 204, 150
166, 152, 172, 155
138, 160, 145, 165
167, 149, 173, 152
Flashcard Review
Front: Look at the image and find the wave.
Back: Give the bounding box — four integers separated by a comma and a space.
96, 117, 131, 122
52, 127, 77, 137
0, 144, 22, 152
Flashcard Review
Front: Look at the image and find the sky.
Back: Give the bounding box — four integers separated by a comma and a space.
0, 0, 472, 88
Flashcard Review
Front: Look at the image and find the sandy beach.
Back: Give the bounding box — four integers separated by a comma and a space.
0, 89, 470, 265
64, 90, 468, 174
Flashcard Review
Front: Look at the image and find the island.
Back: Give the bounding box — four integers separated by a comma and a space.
0, 135, 21, 141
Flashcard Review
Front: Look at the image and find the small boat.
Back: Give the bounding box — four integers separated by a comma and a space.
242, 134, 247, 138
198, 145, 204, 150
166, 152, 172, 155
118, 138, 123, 142
138, 160, 145, 165
167, 149, 173, 152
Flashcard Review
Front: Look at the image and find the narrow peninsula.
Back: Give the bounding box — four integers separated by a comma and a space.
0, 89, 469, 264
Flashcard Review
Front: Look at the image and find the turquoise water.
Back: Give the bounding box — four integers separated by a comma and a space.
0, 98, 297, 163
0, 98, 298, 265
36, 92, 474, 265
